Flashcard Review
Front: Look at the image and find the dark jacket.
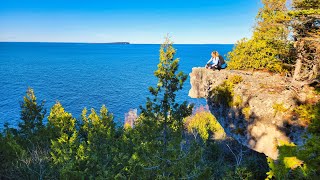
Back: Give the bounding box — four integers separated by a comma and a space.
218, 55, 225, 65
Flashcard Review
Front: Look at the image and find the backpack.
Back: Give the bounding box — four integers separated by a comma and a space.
218, 55, 225, 65
218, 55, 227, 69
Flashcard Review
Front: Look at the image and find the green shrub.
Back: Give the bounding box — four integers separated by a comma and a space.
266, 141, 307, 179
209, 81, 234, 108
227, 0, 290, 73
294, 104, 317, 126
267, 103, 320, 179
185, 107, 225, 141
228, 38, 284, 72
273, 103, 288, 116
225, 167, 254, 180
233, 95, 243, 107
229, 75, 243, 84
209, 75, 243, 108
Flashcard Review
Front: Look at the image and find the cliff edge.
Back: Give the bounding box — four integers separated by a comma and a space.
189, 67, 319, 159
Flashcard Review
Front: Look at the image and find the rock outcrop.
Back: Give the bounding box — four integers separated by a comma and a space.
189, 67, 319, 159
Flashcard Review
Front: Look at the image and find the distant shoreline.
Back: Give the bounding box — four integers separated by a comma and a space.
95, 42, 130, 44
0, 42, 234, 45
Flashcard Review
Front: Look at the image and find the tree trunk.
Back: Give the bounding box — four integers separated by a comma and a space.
292, 41, 304, 82
293, 58, 302, 82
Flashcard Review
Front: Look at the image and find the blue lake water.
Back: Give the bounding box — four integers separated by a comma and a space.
0, 42, 233, 127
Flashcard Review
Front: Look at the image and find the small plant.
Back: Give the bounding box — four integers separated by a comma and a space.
228, 75, 243, 84
273, 103, 288, 116
225, 167, 253, 180
242, 107, 251, 120
233, 95, 243, 107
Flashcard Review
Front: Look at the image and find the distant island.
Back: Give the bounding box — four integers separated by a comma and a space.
84, 42, 130, 44
98, 42, 130, 44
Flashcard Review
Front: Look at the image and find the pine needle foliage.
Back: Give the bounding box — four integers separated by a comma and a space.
228, 0, 290, 73
128, 37, 209, 178
18, 88, 46, 144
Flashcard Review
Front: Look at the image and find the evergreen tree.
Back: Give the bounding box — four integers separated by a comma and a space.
127, 37, 208, 178
48, 103, 123, 178
290, 0, 320, 83
253, 0, 291, 61
79, 105, 120, 178
48, 102, 81, 178
0, 124, 25, 179
228, 0, 290, 72
297, 102, 320, 177
18, 88, 46, 144
1, 89, 54, 179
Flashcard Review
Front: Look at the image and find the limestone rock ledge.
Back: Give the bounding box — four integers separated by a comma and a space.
189, 67, 318, 159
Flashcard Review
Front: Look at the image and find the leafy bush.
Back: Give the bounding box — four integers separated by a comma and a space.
209, 75, 243, 108
294, 103, 317, 126
185, 106, 225, 141
227, 0, 290, 73
229, 75, 243, 84
267, 103, 320, 179
228, 38, 284, 72
266, 142, 306, 179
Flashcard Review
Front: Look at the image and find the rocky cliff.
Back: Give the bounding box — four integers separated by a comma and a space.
189, 67, 319, 159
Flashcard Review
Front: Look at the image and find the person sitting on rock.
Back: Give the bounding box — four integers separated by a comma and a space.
205, 51, 219, 70
205, 51, 227, 70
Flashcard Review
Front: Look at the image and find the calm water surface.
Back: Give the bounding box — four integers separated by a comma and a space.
0, 43, 233, 127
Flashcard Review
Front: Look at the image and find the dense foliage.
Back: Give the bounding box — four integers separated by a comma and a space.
290, 0, 320, 82
228, 0, 319, 82
266, 103, 320, 179
228, 0, 290, 73
0, 39, 270, 179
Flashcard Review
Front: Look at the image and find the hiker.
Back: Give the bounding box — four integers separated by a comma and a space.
205, 51, 227, 70
205, 51, 219, 70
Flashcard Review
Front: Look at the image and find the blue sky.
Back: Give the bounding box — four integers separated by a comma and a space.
0, 0, 262, 44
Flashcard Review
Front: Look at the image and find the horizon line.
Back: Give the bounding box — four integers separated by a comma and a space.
0, 41, 235, 45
